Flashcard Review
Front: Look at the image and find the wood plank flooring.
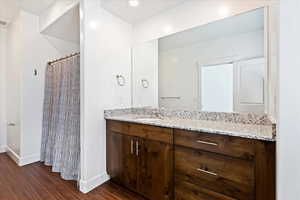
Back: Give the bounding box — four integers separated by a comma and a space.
0, 153, 146, 200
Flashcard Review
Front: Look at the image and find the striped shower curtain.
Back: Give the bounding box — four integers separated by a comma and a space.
40, 54, 80, 181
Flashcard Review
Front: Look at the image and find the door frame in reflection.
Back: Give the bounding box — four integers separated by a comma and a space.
197, 56, 265, 113
198, 61, 235, 112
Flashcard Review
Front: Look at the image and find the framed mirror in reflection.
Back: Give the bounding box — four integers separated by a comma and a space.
132, 8, 275, 115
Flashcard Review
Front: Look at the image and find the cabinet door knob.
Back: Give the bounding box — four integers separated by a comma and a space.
136, 141, 139, 156
8, 122, 16, 126
131, 140, 134, 154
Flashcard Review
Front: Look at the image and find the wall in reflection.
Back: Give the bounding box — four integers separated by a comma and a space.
157, 9, 265, 113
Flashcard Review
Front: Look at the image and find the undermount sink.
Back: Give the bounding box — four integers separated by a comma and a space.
135, 118, 162, 122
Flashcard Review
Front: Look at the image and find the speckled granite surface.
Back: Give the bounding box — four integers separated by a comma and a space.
104, 108, 276, 141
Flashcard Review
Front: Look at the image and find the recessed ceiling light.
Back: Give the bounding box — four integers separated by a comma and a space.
218, 6, 230, 16
89, 21, 98, 29
128, 0, 139, 7
163, 25, 173, 34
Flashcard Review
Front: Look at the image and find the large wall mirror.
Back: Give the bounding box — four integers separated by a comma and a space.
132, 7, 273, 114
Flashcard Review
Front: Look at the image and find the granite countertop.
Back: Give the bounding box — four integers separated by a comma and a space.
104, 108, 276, 142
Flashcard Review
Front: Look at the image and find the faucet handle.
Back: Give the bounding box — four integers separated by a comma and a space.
7, 122, 16, 126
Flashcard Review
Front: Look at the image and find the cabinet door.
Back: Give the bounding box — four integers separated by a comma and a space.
107, 131, 123, 183
138, 139, 173, 200
121, 135, 138, 191
107, 131, 138, 191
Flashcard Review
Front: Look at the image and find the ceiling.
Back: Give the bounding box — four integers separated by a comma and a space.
100, 0, 277, 25
42, 4, 80, 43
101, 0, 188, 24
0, 0, 19, 25
0, 0, 56, 25
19, 0, 56, 15
159, 8, 264, 52
0, 0, 79, 43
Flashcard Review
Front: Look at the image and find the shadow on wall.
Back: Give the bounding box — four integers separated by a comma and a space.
44, 35, 80, 55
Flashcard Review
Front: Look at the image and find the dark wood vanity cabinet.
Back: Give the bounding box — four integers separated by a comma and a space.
107, 120, 275, 200
107, 132, 138, 191
138, 138, 174, 200
107, 120, 174, 200
174, 129, 275, 200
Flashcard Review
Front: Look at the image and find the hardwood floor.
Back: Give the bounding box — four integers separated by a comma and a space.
0, 153, 146, 200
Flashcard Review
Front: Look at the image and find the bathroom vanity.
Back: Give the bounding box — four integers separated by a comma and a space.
105, 109, 275, 200
106, 6, 277, 200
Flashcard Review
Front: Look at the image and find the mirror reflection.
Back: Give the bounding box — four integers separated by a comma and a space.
132, 8, 267, 113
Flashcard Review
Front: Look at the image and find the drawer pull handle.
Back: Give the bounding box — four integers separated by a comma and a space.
196, 168, 218, 177
196, 140, 218, 146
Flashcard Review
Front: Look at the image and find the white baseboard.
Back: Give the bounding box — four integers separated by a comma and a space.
6, 146, 40, 166
79, 173, 110, 193
0, 145, 6, 153
6, 146, 20, 164
19, 153, 40, 166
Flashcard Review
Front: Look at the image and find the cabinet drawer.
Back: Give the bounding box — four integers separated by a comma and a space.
107, 120, 129, 134
129, 123, 173, 144
175, 146, 255, 200
174, 129, 255, 160
175, 180, 237, 200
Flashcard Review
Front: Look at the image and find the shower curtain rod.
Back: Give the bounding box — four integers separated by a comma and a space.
48, 52, 80, 65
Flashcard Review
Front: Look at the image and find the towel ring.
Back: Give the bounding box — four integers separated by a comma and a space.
141, 79, 149, 88
116, 75, 126, 86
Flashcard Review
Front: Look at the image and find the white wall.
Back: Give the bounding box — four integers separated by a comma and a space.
159, 30, 264, 110
132, 40, 159, 108
133, 0, 275, 43
40, 0, 79, 33
267, 3, 279, 120
80, 0, 133, 193
20, 11, 78, 158
0, 27, 7, 153
43, 35, 80, 55
39, 0, 80, 50
5, 10, 79, 163
0, 0, 19, 24
278, 0, 300, 199
42, 4, 80, 43
6, 13, 23, 156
